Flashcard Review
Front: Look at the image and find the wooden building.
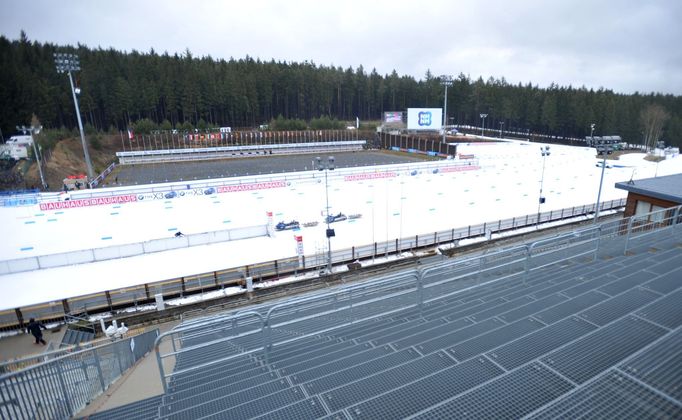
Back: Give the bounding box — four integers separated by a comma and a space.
615, 173, 682, 221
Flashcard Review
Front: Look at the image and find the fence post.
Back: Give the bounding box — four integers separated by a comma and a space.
263, 318, 271, 365
92, 349, 107, 392
55, 360, 73, 417
623, 216, 635, 255
416, 269, 424, 318
155, 342, 168, 393
524, 244, 532, 285
673, 206, 681, 233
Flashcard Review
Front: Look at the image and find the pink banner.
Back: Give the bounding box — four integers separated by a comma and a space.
440, 165, 480, 173
344, 172, 397, 182
40, 194, 138, 210
217, 181, 287, 193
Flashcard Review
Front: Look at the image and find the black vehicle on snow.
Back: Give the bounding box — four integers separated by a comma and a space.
325, 213, 347, 224
275, 220, 300, 231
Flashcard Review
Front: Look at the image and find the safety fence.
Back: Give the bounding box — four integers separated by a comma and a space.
0, 198, 627, 331
154, 203, 682, 391
0, 329, 159, 420
0, 224, 268, 275
120, 129, 363, 153
116, 141, 367, 164
380, 132, 456, 156
0, 190, 40, 207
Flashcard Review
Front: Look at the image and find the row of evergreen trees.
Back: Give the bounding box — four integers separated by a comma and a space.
1, 32, 681, 146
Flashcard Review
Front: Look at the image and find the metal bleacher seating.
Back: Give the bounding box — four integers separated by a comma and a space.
92, 210, 682, 419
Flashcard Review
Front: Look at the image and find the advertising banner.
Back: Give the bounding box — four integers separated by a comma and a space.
344, 172, 397, 182
40, 195, 137, 211
267, 211, 274, 235
383, 112, 403, 123
407, 108, 443, 131
217, 181, 287, 193
294, 235, 304, 268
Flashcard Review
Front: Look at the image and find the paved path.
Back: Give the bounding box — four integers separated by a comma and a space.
76, 320, 179, 417
0, 326, 66, 362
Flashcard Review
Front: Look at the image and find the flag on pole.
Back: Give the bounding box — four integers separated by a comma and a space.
356, 117, 359, 129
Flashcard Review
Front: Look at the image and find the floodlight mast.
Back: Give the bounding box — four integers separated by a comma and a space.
592, 123, 608, 224
537, 145, 551, 227
17, 125, 47, 189
317, 156, 335, 274
440, 75, 453, 144
54, 52, 94, 182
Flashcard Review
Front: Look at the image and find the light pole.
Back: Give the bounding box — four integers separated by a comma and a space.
537, 145, 551, 227
440, 75, 453, 144
54, 52, 94, 181
499, 121, 504, 139
17, 125, 47, 190
593, 124, 609, 224
317, 156, 335, 273
480, 114, 488, 136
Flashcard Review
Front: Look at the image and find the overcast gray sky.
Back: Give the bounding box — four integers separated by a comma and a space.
3, 0, 681, 95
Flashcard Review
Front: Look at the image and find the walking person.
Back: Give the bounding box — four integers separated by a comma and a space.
26, 318, 47, 345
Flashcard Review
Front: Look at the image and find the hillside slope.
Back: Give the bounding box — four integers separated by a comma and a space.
22, 135, 120, 191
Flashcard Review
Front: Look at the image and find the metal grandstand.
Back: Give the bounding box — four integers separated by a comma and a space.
148, 204, 682, 419
2, 205, 681, 419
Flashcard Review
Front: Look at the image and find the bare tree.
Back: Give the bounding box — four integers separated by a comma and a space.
640, 104, 669, 151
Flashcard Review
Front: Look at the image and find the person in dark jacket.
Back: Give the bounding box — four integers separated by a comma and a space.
26, 318, 47, 345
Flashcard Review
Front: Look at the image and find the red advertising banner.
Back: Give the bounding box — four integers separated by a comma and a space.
217, 181, 287, 193
40, 194, 138, 211
344, 172, 397, 182
440, 165, 480, 173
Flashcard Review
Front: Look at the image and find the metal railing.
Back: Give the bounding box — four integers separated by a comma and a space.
116, 141, 367, 164
64, 314, 96, 334
0, 329, 159, 420
154, 203, 682, 392
0, 197, 627, 332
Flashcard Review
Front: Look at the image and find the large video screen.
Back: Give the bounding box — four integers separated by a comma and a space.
383, 112, 403, 123
407, 108, 442, 130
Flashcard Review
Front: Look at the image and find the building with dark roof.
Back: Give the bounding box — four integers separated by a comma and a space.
615, 173, 682, 219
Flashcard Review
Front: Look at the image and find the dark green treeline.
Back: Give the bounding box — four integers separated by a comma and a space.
1, 33, 681, 146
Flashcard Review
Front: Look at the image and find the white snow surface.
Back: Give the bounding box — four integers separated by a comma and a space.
1, 140, 680, 311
